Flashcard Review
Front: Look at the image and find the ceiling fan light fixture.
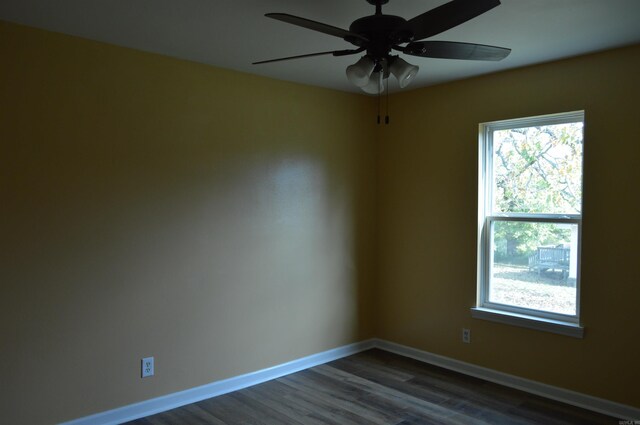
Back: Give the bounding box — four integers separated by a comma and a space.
346, 56, 376, 87
257, 0, 511, 94
390, 57, 419, 88
360, 71, 387, 95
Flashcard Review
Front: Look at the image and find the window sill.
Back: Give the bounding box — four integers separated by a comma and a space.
471, 307, 584, 338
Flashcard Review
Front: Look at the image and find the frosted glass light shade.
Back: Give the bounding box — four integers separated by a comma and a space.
390, 57, 419, 88
361, 71, 387, 95
346, 56, 376, 87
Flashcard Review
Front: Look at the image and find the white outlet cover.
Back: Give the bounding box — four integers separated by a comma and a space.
141, 356, 154, 378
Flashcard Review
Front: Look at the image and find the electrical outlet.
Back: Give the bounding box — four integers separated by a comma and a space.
141, 357, 154, 378
462, 328, 471, 343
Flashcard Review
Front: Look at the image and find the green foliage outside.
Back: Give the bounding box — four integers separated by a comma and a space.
492, 123, 583, 264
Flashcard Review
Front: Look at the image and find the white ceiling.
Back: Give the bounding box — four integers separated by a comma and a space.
1, 0, 639, 94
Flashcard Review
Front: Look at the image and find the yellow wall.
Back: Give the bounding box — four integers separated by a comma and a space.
377, 44, 640, 408
0, 21, 377, 425
2, 18, 639, 425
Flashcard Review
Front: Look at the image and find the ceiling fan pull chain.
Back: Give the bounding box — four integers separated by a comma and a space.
377, 81, 382, 124
385, 78, 390, 125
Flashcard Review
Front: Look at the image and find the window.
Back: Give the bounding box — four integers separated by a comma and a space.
473, 111, 585, 337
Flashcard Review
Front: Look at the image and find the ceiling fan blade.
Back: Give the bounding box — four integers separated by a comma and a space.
403, 41, 510, 61
253, 48, 364, 65
266, 13, 368, 43
402, 0, 501, 41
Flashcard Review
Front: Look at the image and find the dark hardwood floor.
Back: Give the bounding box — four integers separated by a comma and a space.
126, 349, 619, 424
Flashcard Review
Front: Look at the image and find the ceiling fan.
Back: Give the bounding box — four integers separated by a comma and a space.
253, 0, 511, 94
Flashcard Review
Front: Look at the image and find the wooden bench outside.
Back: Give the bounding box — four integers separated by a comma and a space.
528, 245, 570, 279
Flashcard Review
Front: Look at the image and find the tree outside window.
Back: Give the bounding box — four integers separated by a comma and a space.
477, 112, 584, 325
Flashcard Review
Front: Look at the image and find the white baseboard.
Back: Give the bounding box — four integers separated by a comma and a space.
60, 339, 376, 425
374, 339, 640, 421
62, 338, 639, 424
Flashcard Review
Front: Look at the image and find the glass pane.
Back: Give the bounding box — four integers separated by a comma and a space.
489, 221, 578, 316
492, 122, 583, 214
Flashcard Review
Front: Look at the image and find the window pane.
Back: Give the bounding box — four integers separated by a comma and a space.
489, 220, 578, 316
492, 122, 583, 214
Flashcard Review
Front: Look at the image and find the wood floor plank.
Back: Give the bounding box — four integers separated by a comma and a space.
242, 382, 342, 425
310, 364, 492, 425
329, 356, 464, 405
197, 393, 282, 425
253, 374, 369, 425
333, 351, 550, 423
280, 370, 402, 424
228, 392, 303, 425
125, 349, 620, 425
278, 374, 379, 425
180, 404, 228, 425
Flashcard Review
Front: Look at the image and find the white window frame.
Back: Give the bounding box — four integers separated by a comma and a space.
472, 111, 585, 338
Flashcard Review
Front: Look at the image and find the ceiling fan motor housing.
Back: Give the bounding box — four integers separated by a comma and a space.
347, 15, 413, 57
256, 0, 510, 91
